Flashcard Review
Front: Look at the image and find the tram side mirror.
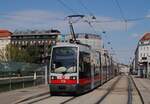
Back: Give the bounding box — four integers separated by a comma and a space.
52, 64, 56, 69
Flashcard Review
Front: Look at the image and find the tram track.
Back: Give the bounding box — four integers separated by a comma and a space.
94, 75, 122, 104
26, 95, 51, 104
26, 75, 144, 104
127, 76, 133, 104
60, 97, 77, 104
129, 76, 144, 104
15, 92, 50, 104
94, 75, 144, 104
19, 93, 78, 104
19, 76, 120, 104
18, 75, 143, 104
32, 76, 121, 104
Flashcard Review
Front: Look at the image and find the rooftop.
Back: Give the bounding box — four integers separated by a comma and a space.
12, 29, 60, 36
140, 32, 150, 41
0, 29, 12, 37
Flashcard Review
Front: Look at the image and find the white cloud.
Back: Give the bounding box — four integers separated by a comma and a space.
131, 33, 140, 38
0, 10, 66, 31
130, 33, 143, 39
0, 10, 135, 33
146, 14, 150, 18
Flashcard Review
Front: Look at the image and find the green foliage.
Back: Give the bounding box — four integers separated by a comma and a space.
0, 44, 49, 64
25, 45, 40, 63
4, 44, 31, 62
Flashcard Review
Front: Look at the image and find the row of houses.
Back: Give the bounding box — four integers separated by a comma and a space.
131, 33, 150, 78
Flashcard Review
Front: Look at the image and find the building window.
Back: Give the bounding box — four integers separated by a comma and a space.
22, 41, 24, 45
15, 41, 18, 44
30, 41, 33, 45
140, 53, 142, 57
45, 40, 48, 43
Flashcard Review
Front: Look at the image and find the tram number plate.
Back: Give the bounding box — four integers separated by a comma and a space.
61, 79, 66, 83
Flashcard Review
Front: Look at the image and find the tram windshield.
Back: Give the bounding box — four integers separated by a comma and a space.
51, 47, 77, 74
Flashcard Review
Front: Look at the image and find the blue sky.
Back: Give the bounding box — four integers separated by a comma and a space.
1, 0, 150, 64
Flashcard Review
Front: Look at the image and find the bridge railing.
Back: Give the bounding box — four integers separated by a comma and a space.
0, 62, 46, 92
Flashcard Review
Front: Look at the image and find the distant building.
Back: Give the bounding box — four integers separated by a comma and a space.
63, 33, 102, 50
0, 29, 12, 61
11, 29, 60, 64
134, 32, 150, 78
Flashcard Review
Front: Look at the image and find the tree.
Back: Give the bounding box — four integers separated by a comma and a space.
25, 45, 40, 63
0, 44, 31, 63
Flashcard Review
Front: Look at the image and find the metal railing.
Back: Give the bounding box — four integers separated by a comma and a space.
0, 62, 46, 92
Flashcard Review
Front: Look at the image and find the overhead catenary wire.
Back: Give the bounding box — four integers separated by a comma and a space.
56, 0, 78, 14
56, 0, 98, 35
113, 0, 126, 21
84, 19, 99, 35
76, 0, 114, 54
76, 0, 107, 35
77, 0, 95, 18
112, 0, 128, 31
89, 16, 150, 23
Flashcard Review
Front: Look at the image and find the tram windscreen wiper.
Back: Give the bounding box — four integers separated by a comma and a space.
62, 71, 67, 75
61, 66, 76, 74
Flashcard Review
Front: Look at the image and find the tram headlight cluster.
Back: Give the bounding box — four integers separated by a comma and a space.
51, 76, 57, 80
70, 76, 77, 80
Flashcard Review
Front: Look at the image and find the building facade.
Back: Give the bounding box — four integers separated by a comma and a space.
63, 33, 102, 50
11, 29, 60, 64
134, 33, 150, 78
0, 30, 12, 61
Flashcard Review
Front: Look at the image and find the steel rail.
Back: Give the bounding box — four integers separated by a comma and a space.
127, 76, 132, 104
130, 76, 144, 104
94, 76, 122, 104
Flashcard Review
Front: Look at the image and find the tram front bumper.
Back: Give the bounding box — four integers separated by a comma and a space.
49, 84, 79, 94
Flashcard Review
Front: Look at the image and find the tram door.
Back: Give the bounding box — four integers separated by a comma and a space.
91, 53, 94, 89
91, 65, 94, 89
99, 52, 102, 85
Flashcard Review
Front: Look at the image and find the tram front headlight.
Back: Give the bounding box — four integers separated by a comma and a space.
70, 76, 77, 80
51, 76, 57, 79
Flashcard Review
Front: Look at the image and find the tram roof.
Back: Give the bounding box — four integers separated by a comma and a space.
54, 42, 91, 52
55, 42, 79, 47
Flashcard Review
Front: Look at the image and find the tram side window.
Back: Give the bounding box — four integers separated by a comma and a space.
79, 52, 91, 78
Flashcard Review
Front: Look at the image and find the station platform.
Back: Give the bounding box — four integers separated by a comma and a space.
132, 75, 150, 104
0, 84, 49, 104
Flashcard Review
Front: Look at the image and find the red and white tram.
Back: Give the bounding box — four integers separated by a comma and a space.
48, 42, 118, 95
